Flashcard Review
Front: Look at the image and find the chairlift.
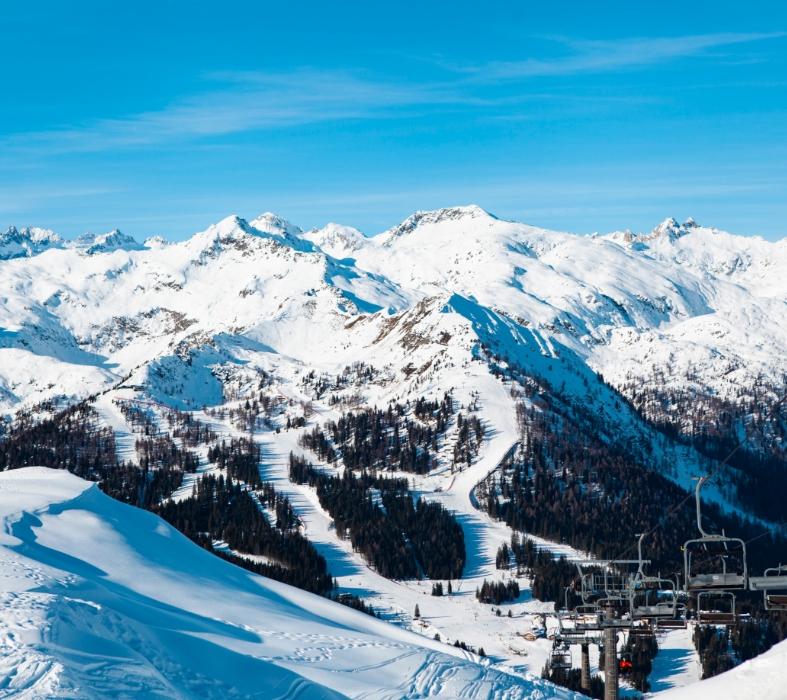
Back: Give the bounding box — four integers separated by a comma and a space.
574, 603, 602, 625
629, 533, 678, 619
549, 644, 573, 672
749, 564, 787, 612
579, 568, 630, 606
683, 477, 747, 591
696, 590, 737, 625
556, 586, 603, 633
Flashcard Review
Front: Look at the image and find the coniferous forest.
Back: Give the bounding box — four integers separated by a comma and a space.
0, 400, 332, 594
155, 472, 332, 594
1, 370, 784, 689
289, 453, 465, 579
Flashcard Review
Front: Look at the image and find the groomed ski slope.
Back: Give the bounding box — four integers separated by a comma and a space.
0, 467, 579, 700
656, 637, 787, 700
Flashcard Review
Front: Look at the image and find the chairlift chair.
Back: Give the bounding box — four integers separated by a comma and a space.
684, 477, 747, 591
696, 590, 737, 625
629, 533, 679, 619
573, 603, 603, 629
581, 570, 629, 605
748, 564, 787, 612
549, 644, 573, 672
630, 583, 678, 619
556, 587, 578, 633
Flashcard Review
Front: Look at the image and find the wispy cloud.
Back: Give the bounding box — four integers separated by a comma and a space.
0, 184, 123, 215
1, 70, 469, 156
454, 32, 786, 80
1, 31, 783, 157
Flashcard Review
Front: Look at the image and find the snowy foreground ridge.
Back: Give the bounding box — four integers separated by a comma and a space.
657, 636, 787, 700
0, 467, 576, 699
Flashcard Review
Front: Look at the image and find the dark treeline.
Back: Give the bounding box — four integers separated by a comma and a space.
496, 535, 578, 606
0, 400, 332, 596
289, 453, 465, 579
622, 376, 787, 523
0, 401, 184, 507
478, 405, 787, 579
291, 453, 417, 578
543, 630, 655, 696
479, 402, 787, 679
381, 489, 465, 580
136, 434, 199, 472
619, 635, 659, 692
475, 579, 520, 605
693, 625, 736, 678
300, 392, 455, 474
208, 437, 262, 486
541, 667, 605, 699
453, 412, 485, 467
330, 592, 378, 617
694, 617, 787, 679
166, 409, 217, 447
156, 472, 332, 595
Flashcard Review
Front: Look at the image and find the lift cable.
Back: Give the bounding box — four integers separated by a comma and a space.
603, 392, 786, 573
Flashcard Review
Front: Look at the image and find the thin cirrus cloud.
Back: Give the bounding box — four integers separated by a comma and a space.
1, 31, 784, 157
0, 71, 467, 157
453, 31, 786, 80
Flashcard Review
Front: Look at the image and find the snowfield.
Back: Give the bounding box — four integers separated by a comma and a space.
0, 206, 784, 422
0, 467, 578, 699
656, 637, 787, 700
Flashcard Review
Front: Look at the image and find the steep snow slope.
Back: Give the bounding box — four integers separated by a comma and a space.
0, 467, 577, 699
357, 207, 785, 404
656, 637, 787, 700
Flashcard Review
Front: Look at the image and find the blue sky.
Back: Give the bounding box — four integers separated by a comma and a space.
2, 1, 786, 240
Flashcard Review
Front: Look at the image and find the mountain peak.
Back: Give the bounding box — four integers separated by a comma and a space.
384, 204, 496, 239
0, 225, 63, 260
198, 215, 261, 243
73, 229, 144, 255
250, 212, 302, 237
302, 222, 367, 258
645, 217, 697, 241
144, 235, 169, 249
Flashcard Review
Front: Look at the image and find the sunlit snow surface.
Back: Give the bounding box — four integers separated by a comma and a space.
655, 636, 787, 700
0, 467, 579, 699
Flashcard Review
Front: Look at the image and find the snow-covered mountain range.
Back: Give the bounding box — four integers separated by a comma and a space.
1, 205, 783, 420
0, 206, 784, 697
